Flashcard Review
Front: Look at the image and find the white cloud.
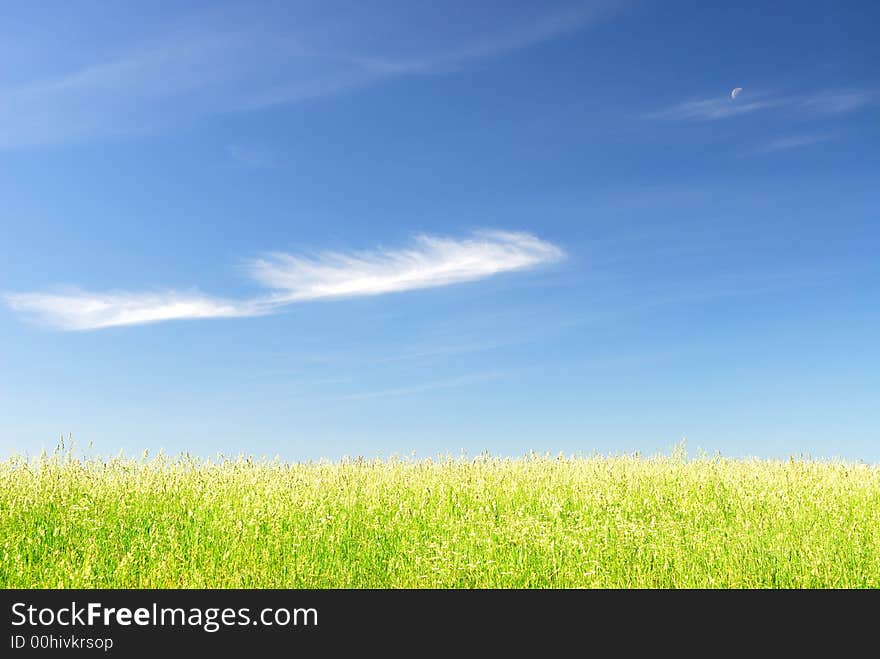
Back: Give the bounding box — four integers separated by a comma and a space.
753, 133, 832, 153
335, 2, 606, 76
3, 290, 265, 331
649, 88, 877, 123
249, 231, 564, 301
5, 231, 564, 330
802, 90, 877, 114
0, 2, 614, 147
648, 95, 783, 121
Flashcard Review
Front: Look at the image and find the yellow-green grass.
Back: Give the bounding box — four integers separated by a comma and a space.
2, 450, 879, 588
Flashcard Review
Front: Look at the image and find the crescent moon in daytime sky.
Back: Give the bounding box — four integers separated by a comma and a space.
731, 87, 743, 100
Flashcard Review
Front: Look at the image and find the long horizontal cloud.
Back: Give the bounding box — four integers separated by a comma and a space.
752, 133, 832, 154
801, 89, 877, 114
3, 290, 266, 331
0, 2, 614, 148
649, 88, 876, 121
249, 231, 564, 301
4, 231, 564, 330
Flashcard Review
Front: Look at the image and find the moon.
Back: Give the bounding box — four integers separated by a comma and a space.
731, 87, 743, 100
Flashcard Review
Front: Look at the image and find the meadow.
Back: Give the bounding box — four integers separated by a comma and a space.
2, 448, 879, 588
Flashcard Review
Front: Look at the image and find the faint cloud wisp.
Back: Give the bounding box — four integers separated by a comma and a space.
647, 94, 784, 121
649, 87, 877, 123
0, 2, 616, 148
802, 89, 877, 114
752, 133, 833, 154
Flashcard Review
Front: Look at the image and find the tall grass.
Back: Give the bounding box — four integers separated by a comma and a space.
2, 448, 879, 588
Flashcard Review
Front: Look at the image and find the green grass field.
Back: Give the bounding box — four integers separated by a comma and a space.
2, 449, 879, 588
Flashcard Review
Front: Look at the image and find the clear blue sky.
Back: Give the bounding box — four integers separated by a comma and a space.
1, 1, 878, 462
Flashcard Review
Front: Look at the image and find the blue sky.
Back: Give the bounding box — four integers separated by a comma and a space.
1, 0, 878, 462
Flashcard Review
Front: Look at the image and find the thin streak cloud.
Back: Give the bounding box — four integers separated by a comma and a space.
802, 89, 877, 114
648, 95, 784, 121
5, 231, 564, 330
649, 88, 877, 122
0, 2, 615, 147
3, 290, 265, 331
752, 133, 832, 154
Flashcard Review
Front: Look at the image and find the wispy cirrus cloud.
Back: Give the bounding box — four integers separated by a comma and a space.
327, 1, 607, 77
249, 231, 564, 302
649, 88, 877, 122
752, 133, 833, 154
4, 231, 564, 330
3, 290, 266, 331
648, 95, 784, 121
0, 2, 616, 148
801, 89, 877, 114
